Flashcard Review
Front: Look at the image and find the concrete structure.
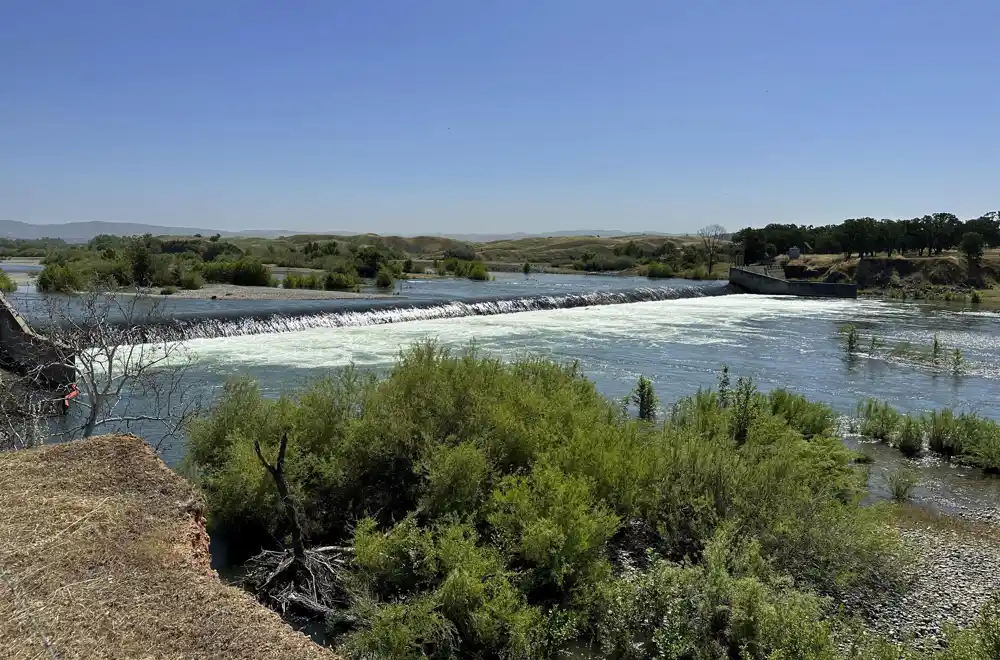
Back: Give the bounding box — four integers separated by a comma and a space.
787, 246, 801, 260
0, 292, 76, 388
729, 266, 857, 299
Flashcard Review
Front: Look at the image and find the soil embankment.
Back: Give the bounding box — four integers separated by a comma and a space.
784, 254, 1000, 304
0, 435, 334, 660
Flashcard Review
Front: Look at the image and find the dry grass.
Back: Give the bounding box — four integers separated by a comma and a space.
0, 435, 335, 660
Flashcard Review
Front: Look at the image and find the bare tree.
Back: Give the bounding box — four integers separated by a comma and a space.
698, 224, 728, 276
0, 285, 198, 452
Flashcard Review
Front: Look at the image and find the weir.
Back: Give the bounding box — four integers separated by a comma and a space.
728, 266, 857, 299
125, 284, 728, 342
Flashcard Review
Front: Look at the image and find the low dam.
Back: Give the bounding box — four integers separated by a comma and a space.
728, 266, 857, 299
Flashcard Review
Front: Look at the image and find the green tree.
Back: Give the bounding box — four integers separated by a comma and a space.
631, 375, 658, 422
960, 231, 985, 269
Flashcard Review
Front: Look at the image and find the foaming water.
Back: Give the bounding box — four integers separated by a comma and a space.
138, 284, 724, 341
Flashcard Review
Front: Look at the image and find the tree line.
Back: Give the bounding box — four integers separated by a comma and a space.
733, 211, 999, 262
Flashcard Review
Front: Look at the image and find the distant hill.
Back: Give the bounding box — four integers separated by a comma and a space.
0, 220, 673, 244
0, 220, 300, 243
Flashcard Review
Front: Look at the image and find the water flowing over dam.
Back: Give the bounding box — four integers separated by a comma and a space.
132, 283, 728, 342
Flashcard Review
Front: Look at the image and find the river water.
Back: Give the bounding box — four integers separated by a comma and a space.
9, 272, 1000, 518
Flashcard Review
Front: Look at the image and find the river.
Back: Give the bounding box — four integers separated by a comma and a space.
8, 272, 1000, 519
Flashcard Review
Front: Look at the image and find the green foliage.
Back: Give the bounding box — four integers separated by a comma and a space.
375, 265, 395, 288
857, 399, 902, 442
631, 375, 658, 422
190, 347, 906, 659
282, 272, 324, 289
841, 324, 860, 353
178, 269, 204, 290
960, 231, 985, 267
886, 467, 919, 501
924, 409, 963, 456
402, 258, 415, 273
971, 290, 983, 304
324, 270, 360, 291
932, 334, 943, 367
521, 261, 531, 275
159, 285, 178, 295
37, 263, 85, 293
894, 415, 924, 458
767, 389, 835, 439
0, 269, 17, 293
646, 261, 675, 279
589, 529, 839, 660
201, 258, 273, 286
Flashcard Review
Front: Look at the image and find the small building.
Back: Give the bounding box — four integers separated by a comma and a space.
787, 246, 801, 260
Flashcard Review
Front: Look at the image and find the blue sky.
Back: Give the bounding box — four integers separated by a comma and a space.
2, 1, 997, 235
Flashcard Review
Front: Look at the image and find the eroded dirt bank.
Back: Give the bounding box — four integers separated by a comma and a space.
0, 435, 334, 660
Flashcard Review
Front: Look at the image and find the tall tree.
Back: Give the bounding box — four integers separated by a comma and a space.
698, 224, 727, 275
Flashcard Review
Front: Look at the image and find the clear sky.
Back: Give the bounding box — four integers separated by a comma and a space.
2, 1, 998, 235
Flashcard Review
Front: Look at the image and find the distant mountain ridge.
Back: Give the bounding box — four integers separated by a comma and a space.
0, 219, 674, 243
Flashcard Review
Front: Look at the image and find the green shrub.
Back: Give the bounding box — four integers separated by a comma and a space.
201, 258, 272, 286
0, 269, 17, 293
631, 375, 658, 422
282, 272, 324, 289
646, 262, 675, 279
36, 263, 85, 293
179, 270, 204, 290
886, 467, 919, 501
841, 323, 860, 353
857, 398, 901, 441
768, 389, 835, 439
895, 415, 924, 457
467, 263, 490, 281
325, 271, 359, 291
190, 347, 906, 659
925, 409, 962, 456
159, 285, 178, 295
375, 266, 395, 288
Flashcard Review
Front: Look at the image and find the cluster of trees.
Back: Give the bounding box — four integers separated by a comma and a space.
734, 211, 1000, 263
32, 234, 419, 293
190, 344, 968, 659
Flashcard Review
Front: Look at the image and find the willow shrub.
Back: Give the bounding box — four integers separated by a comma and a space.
188, 343, 903, 659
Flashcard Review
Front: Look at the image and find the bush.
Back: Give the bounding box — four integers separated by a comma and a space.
325, 271, 360, 291
925, 409, 962, 456
283, 272, 324, 290
886, 467, 919, 501
857, 398, 901, 441
178, 270, 204, 290
646, 262, 675, 279
202, 258, 272, 286
467, 263, 490, 281
159, 285, 178, 295
375, 266, 395, 288
0, 269, 17, 293
36, 263, 85, 293
189, 348, 905, 659
895, 415, 924, 457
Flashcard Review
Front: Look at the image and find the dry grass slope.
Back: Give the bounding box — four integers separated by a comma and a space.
0, 435, 334, 660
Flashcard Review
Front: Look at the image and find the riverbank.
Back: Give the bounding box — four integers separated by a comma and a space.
0, 435, 333, 659
785, 253, 1000, 310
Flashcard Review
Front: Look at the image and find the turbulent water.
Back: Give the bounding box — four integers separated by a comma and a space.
146, 284, 724, 340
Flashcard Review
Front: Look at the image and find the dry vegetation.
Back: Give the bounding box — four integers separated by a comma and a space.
0, 435, 332, 660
